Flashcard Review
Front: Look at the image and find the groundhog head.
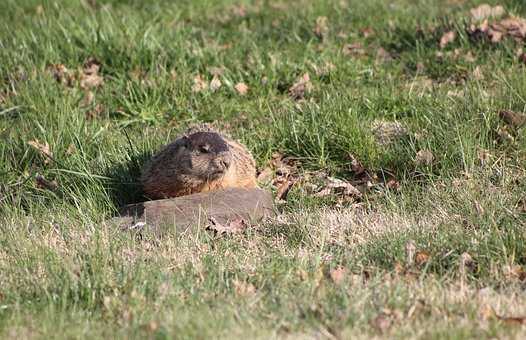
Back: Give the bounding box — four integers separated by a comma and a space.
182, 132, 232, 180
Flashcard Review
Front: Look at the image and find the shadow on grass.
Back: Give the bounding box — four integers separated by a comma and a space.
103, 150, 152, 209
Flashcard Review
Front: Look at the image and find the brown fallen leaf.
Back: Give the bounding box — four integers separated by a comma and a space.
497, 315, 526, 326
386, 179, 400, 191
192, 74, 208, 93
503, 264, 526, 281
80, 57, 103, 89
80, 90, 95, 107
329, 266, 347, 285
407, 299, 426, 319
288, 73, 312, 100
66, 143, 76, 155
85, 103, 104, 120
470, 4, 505, 21
28, 139, 52, 164
415, 251, 430, 266
489, 29, 504, 43
496, 126, 515, 143
342, 43, 365, 57
415, 150, 434, 166
209, 76, 222, 92
479, 304, 496, 321
35, 174, 58, 191
405, 240, 416, 266
313, 16, 329, 41
376, 47, 393, 63
370, 313, 391, 333
206, 217, 248, 234
459, 252, 474, 279
47, 64, 74, 86
464, 51, 477, 63
275, 179, 294, 201
325, 177, 362, 198
233, 279, 256, 297
472, 66, 484, 80
498, 17, 526, 40
477, 148, 491, 166
360, 27, 375, 38
499, 110, 526, 128
234, 82, 249, 95
440, 31, 456, 49
347, 154, 366, 176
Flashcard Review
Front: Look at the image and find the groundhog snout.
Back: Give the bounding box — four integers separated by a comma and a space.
214, 154, 231, 171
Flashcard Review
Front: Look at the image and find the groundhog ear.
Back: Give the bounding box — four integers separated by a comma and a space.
181, 136, 190, 148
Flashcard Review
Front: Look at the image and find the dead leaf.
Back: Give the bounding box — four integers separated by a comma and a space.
440, 31, 456, 49
386, 179, 400, 191
80, 57, 103, 89
459, 252, 474, 277
415, 150, 434, 166
47, 64, 74, 86
288, 73, 312, 100
192, 74, 208, 93
209, 76, 222, 92
35, 174, 58, 191
347, 154, 366, 175
376, 47, 393, 63
28, 139, 52, 164
313, 16, 329, 40
464, 51, 477, 63
370, 313, 391, 333
405, 240, 416, 266
66, 144, 76, 155
415, 251, 430, 266
503, 264, 526, 281
472, 66, 484, 80
474, 201, 484, 216
342, 43, 365, 57
477, 148, 491, 166
470, 4, 505, 21
325, 177, 362, 197
206, 217, 248, 234
233, 279, 256, 297
329, 266, 347, 285
360, 27, 375, 38
489, 28, 503, 43
85, 104, 104, 120
234, 82, 249, 95
407, 300, 426, 319
497, 315, 526, 326
499, 110, 526, 128
81, 91, 95, 107
496, 126, 515, 143
276, 179, 294, 201
479, 304, 496, 321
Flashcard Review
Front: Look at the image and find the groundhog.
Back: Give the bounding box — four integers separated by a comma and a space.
141, 126, 257, 199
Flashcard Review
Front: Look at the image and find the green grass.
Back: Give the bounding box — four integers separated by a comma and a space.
1, 0, 526, 338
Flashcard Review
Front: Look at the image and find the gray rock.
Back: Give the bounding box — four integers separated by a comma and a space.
108, 188, 275, 236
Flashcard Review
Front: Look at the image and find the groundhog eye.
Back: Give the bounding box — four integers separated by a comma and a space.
199, 145, 210, 153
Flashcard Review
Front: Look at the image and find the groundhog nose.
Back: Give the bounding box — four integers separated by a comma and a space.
220, 158, 230, 169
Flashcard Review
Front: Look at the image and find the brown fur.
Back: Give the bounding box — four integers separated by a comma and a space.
141, 128, 257, 199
